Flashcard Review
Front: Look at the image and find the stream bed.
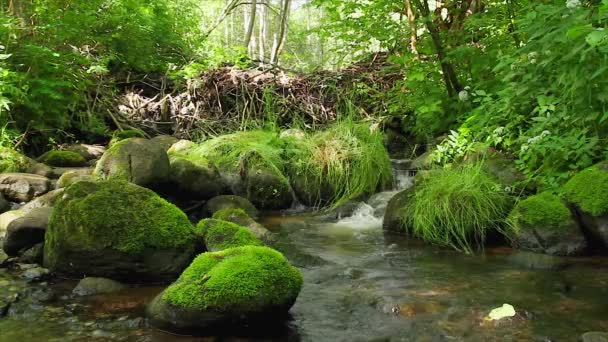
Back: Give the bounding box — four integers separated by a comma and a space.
1, 195, 608, 341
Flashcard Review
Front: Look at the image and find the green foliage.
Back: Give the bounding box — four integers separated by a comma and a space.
561, 162, 608, 217
401, 163, 511, 254
37, 150, 86, 167
507, 192, 572, 231
162, 246, 303, 311
195, 218, 262, 252
45, 180, 195, 265
286, 120, 393, 207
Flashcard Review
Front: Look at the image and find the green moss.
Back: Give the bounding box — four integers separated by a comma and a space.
195, 218, 262, 251
162, 246, 303, 311
46, 180, 196, 264
0, 147, 32, 173
38, 150, 87, 167
561, 162, 608, 217
401, 163, 512, 254
212, 208, 249, 222
509, 192, 572, 230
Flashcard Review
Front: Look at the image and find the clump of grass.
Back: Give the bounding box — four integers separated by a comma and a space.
401, 163, 511, 254
286, 120, 393, 207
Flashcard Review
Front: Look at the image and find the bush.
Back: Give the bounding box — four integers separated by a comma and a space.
401, 163, 511, 253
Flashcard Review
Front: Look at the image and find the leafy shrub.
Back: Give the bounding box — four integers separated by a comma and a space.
401, 163, 511, 254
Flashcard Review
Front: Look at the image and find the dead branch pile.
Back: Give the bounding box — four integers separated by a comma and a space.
115, 53, 402, 138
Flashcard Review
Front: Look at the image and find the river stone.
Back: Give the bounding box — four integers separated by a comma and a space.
0, 173, 51, 202
383, 187, 415, 233
244, 166, 294, 211
508, 192, 587, 256
0, 194, 9, 214
195, 219, 263, 252
3, 207, 52, 256
93, 138, 170, 188
315, 200, 361, 221
44, 180, 199, 282
202, 195, 259, 219
0, 210, 26, 238
167, 140, 196, 155
66, 144, 106, 161
211, 208, 273, 243
169, 156, 227, 200
19, 243, 44, 264
151, 135, 179, 151
582, 332, 608, 342
56, 169, 93, 188
147, 246, 303, 333
73, 277, 127, 296
37, 150, 87, 167
21, 189, 64, 211
22, 266, 50, 281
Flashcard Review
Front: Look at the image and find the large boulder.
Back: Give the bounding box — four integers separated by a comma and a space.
168, 155, 227, 199
21, 189, 64, 211
244, 165, 294, 211
3, 207, 52, 256
151, 135, 179, 151
93, 138, 170, 188
57, 169, 93, 189
167, 140, 196, 155
37, 150, 87, 167
561, 161, 608, 249
194, 219, 262, 252
382, 187, 415, 233
44, 180, 199, 282
202, 195, 259, 219
0, 147, 33, 173
212, 209, 273, 243
108, 129, 147, 147
65, 144, 106, 161
0, 210, 26, 239
0, 173, 51, 202
507, 192, 587, 256
147, 246, 303, 333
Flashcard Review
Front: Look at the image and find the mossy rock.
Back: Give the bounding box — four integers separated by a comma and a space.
202, 195, 259, 218
94, 138, 170, 188
147, 246, 303, 333
44, 180, 199, 282
65, 144, 106, 161
0, 147, 34, 173
151, 135, 179, 151
108, 129, 147, 147
212, 208, 273, 243
561, 161, 608, 248
194, 218, 262, 252
57, 169, 93, 189
382, 187, 415, 233
0, 173, 51, 202
289, 172, 336, 208
169, 155, 227, 200
37, 150, 87, 167
167, 140, 197, 155
244, 165, 294, 211
507, 192, 587, 256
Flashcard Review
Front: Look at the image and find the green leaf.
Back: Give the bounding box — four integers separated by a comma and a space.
586, 30, 607, 47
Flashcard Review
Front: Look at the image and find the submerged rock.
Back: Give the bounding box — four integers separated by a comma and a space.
0, 173, 51, 202
147, 246, 303, 333
202, 195, 259, 218
94, 138, 170, 188
3, 207, 52, 256
561, 161, 608, 249
44, 180, 199, 282
507, 192, 587, 256
169, 155, 227, 199
195, 218, 263, 252
382, 188, 415, 233
73, 277, 126, 296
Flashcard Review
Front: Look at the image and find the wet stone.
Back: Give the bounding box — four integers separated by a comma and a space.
21, 266, 51, 281
582, 332, 608, 342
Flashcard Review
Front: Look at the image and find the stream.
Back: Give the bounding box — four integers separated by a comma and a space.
1, 164, 607, 341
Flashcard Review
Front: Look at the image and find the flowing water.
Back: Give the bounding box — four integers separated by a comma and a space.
1, 164, 608, 341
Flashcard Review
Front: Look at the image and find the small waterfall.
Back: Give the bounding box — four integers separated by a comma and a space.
335, 159, 416, 228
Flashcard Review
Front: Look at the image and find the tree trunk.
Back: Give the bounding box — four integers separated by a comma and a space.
244, 0, 257, 57
405, 0, 419, 55
270, 0, 291, 64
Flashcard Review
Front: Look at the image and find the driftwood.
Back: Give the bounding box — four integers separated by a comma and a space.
115, 54, 401, 138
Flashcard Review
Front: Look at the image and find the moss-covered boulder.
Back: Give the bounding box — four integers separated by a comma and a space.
57, 169, 93, 188
167, 140, 196, 155
507, 192, 587, 256
108, 129, 147, 147
202, 195, 259, 219
212, 209, 273, 243
562, 162, 608, 248
194, 219, 262, 252
151, 135, 179, 151
65, 144, 106, 161
168, 155, 227, 199
147, 246, 303, 333
44, 180, 199, 281
244, 165, 294, 211
94, 138, 170, 188
37, 150, 87, 167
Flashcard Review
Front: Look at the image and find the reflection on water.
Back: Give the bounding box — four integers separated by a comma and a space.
1, 210, 608, 341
